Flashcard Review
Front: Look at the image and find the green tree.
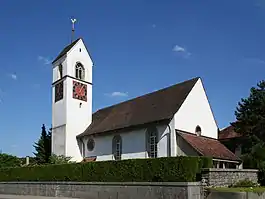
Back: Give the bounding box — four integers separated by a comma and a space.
233, 80, 265, 141
0, 153, 22, 168
232, 80, 265, 168
33, 124, 51, 164
49, 154, 73, 164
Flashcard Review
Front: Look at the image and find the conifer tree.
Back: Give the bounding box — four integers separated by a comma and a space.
233, 81, 265, 140
33, 124, 51, 164
232, 80, 265, 169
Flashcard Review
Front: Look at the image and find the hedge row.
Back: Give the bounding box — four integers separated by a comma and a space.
0, 156, 212, 182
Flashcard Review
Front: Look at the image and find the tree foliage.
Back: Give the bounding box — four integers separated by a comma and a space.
33, 124, 51, 164
0, 152, 22, 168
232, 80, 265, 169
49, 154, 73, 164
233, 80, 265, 142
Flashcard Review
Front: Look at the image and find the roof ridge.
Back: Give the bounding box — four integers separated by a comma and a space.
219, 125, 234, 132
94, 77, 199, 113
52, 38, 82, 64
176, 129, 218, 141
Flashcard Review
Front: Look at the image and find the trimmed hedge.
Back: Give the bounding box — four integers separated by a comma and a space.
0, 156, 212, 182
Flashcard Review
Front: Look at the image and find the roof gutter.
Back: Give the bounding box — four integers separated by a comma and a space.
212, 158, 241, 164
76, 119, 171, 138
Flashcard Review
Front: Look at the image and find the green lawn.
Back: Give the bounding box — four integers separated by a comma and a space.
210, 187, 265, 193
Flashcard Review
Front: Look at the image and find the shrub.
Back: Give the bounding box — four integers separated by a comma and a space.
0, 156, 212, 182
230, 179, 259, 188
0, 153, 22, 168
259, 169, 265, 186
49, 154, 73, 164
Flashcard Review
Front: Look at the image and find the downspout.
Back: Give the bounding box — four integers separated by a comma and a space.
167, 123, 172, 157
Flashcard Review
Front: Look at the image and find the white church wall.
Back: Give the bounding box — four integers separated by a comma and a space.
64, 40, 93, 162
52, 80, 67, 128
52, 57, 66, 83
168, 118, 177, 157
83, 124, 170, 161
157, 124, 170, 157
66, 40, 93, 84
84, 129, 146, 161
174, 78, 218, 138
65, 78, 92, 162
120, 128, 147, 160
52, 125, 66, 156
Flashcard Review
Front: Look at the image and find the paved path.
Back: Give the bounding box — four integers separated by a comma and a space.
0, 195, 79, 199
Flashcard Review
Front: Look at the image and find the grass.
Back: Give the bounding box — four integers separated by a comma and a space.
210, 187, 265, 193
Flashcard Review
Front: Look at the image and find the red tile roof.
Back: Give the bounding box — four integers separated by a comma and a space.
177, 130, 240, 161
218, 125, 242, 140
81, 156, 97, 163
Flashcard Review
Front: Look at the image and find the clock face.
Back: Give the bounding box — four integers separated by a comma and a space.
55, 81, 63, 102
73, 80, 87, 101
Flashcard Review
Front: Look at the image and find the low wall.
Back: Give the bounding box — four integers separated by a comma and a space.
207, 191, 265, 199
202, 168, 258, 187
0, 182, 202, 199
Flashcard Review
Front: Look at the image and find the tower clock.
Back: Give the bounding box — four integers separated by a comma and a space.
73, 80, 87, 101
55, 81, 63, 102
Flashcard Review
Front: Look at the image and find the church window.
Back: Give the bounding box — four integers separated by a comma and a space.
87, 138, 95, 151
82, 141, 85, 157
112, 135, 122, 160
75, 62, 85, 80
58, 64, 63, 79
146, 126, 158, 158
195, 125, 202, 136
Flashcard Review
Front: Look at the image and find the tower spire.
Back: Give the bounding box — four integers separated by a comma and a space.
71, 18, 77, 43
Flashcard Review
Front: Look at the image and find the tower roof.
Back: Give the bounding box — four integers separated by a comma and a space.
52, 38, 81, 64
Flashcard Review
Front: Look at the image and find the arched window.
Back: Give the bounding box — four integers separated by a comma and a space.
146, 126, 158, 158
112, 135, 122, 160
82, 140, 85, 158
195, 125, 202, 136
75, 62, 85, 80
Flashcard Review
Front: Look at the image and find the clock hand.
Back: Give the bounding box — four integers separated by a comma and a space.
79, 85, 85, 96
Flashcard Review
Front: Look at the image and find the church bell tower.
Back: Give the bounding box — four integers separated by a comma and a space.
51, 38, 93, 162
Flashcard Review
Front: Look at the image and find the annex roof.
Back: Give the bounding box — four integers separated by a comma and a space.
177, 130, 240, 161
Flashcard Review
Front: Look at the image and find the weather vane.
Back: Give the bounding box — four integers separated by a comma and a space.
71, 18, 77, 43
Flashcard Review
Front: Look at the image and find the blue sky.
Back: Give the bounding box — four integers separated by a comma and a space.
1, 0, 265, 157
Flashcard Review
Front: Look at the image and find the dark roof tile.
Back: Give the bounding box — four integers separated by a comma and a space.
77, 77, 199, 137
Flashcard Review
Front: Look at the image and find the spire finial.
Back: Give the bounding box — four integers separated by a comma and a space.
71, 18, 77, 43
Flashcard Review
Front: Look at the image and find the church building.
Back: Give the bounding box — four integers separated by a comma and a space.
51, 38, 241, 168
